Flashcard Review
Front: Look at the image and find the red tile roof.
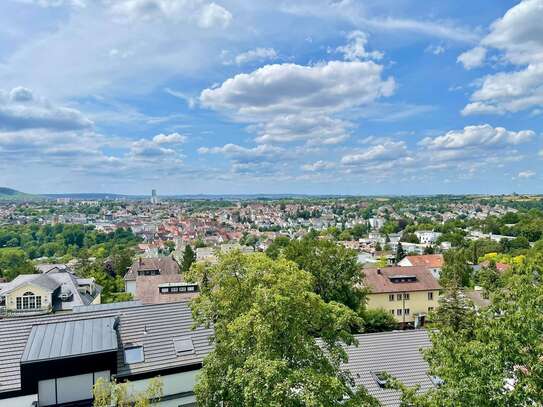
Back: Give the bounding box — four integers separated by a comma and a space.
363, 266, 441, 294
403, 254, 443, 268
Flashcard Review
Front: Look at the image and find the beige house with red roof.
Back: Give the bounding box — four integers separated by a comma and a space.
363, 266, 441, 327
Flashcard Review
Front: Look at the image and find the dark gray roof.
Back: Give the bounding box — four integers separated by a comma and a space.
0, 301, 213, 394
73, 300, 143, 313
343, 330, 435, 407
21, 317, 118, 363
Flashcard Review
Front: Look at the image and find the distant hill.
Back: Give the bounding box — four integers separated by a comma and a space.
0, 187, 41, 201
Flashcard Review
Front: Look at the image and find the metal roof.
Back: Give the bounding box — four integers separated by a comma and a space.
72, 301, 142, 313
21, 317, 118, 363
0, 301, 213, 394
342, 330, 435, 407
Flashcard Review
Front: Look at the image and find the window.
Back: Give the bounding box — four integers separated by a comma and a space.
17, 292, 41, 310
171, 287, 179, 292
428, 307, 434, 312
428, 292, 434, 300
396, 309, 402, 316
396, 294, 402, 301
159, 287, 168, 293
173, 337, 194, 355
403, 293, 410, 300
187, 286, 195, 292
404, 308, 410, 315
390, 310, 395, 316
388, 294, 394, 302
179, 286, 187, 292
124, 346, 144, 364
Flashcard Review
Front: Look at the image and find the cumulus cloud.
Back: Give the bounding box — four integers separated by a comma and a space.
152, 132, 187, 144
233, 48, 278, 65
0, 87, 93, 131
457, 46, 486, 69
336, 31, 384, 61
200, 59, 394, 146
461, 0, 543, 114
420, 124, 534, 149
200, 61, 394, 117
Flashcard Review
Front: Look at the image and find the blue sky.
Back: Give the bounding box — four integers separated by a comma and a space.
1, 0, 542, 195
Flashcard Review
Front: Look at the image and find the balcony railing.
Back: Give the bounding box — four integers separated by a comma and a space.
0, 305, 52, 317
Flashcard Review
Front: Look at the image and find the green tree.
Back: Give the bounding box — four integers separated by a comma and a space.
181, 245, 196, 272
284, 238, 365, 311
440, 250, 472, 287
93, 376, 163, 407
265, 236, 291, 260
360, 309, 397, 333
187, 252, 377, 407
411, 255, 543, 406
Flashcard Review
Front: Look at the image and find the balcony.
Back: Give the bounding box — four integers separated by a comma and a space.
0, 305, 52, 317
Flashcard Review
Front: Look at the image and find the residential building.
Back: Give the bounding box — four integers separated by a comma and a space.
0, 272, 101, 317
363, 266, 441, 327
124, 256, 198, 304
414, 231, 442, 244
0, 301, 212, 407
398, 254, 444, 279
341, 330, 438, 406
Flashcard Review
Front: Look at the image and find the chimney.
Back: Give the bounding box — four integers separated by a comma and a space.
139, 257, 143, 266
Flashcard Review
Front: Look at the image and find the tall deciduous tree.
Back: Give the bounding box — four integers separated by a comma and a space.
187, 252, 377, 407
398, 255, 543, 406
283, 238, 365, 311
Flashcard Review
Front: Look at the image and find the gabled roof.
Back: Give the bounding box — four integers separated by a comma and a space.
363, 266, 441, 293
0, 274, 60, 296
342, 330, 435, 407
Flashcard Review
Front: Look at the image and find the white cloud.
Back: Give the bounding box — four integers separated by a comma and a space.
457, 46, 486, 69
200, 59, 394, 146
107, 0, 231, 28
425, 44, 445, 56
341, 141, 407, 165
201, 61, 394, 116
336, 31, 383, 61
517, 170, 536, 178
462, 0, 543, 114
152, 132, 187, 144
198, 143, 283, 162
234, 48, 278, 65
253, 115, 351, 145
198, 2, 232, 28
302, 161, 336, 171
420, 124, 534, 150
0, 87, 93, 131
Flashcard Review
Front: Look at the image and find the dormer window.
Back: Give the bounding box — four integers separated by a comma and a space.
16, 292, 42, 310
389, 275, 417, 284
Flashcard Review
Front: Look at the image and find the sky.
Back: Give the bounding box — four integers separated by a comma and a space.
1, 0, 543, 195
